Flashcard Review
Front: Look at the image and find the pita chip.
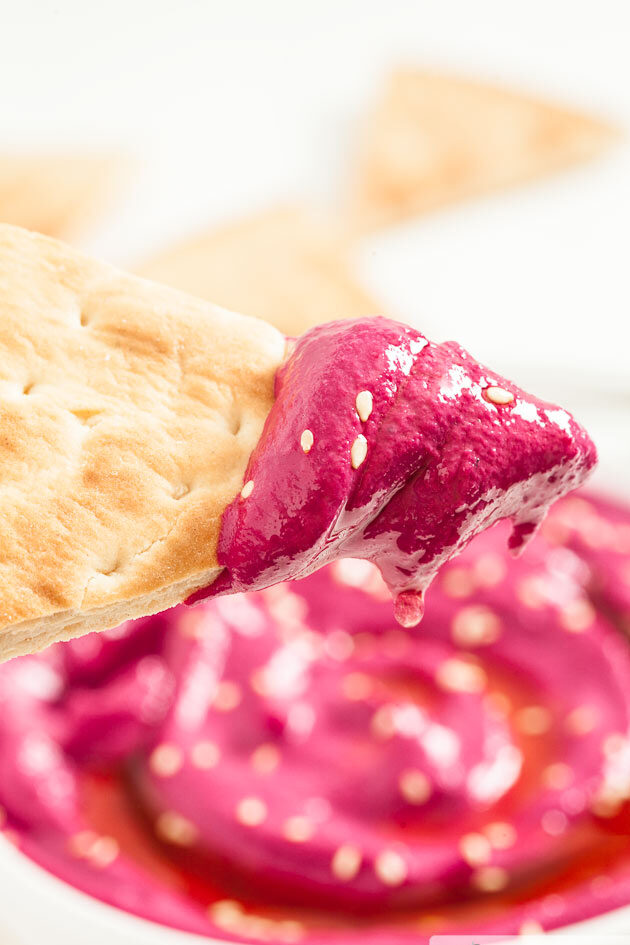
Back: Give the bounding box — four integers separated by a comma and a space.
350, 69, 618, 229
0, 224, 285, 659
135, 206, 378, 336
0, 154, 125, 239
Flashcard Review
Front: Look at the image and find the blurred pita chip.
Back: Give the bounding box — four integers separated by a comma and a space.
0, 154, 126, 239
351, 69, 618, 229
135, 206, 379, 335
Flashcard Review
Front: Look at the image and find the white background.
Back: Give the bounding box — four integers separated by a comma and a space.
0, 2, 629, 940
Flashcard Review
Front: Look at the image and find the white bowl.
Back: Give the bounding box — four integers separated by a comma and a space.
1, 832, 630, 945
0, 835, 212, 945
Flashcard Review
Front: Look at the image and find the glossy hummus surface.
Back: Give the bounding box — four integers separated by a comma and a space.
191, 317, 596, 627
2, 492, 630, 943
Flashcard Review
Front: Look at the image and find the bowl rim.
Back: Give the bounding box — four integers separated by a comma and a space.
2, 833, 630, 944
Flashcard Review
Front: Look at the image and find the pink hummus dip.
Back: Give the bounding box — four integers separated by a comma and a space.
1, 318, 621, 943
2, 492, 630, 942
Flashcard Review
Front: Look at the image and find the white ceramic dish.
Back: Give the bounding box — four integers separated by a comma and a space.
2, 831, 630, 945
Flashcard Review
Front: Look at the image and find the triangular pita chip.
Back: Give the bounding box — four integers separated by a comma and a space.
0, 154, 125, 239
0, 224, 285, 659
135, 206, 378, 336
350, 69, 617, 229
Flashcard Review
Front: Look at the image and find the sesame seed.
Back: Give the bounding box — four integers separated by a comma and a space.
517, 577, 546, 609
355, 390, 373, 422
459, 832, 492, 866
287, 702, 316, 737
282, 815, 314, 842
1, 828, 19, 849
241, 915, 276, 940
351, 434, 368, 469
590, 786, 625, 818
441, 567, 475, 599
241, 479, 254, 499
515, 705, 552, 736
603, 732, 628, 757
370, 704, 396, 739
156, 811, 198, 846
213, 680, 242, 712
68, 830, 99, 858
276, 919, 305, 943
251, 743, 280, 774
559, 599, 596, 633
436, 658, 487, 693
566, 705, 598, 735
208, 900, 244, 931
300, 429, 314, 453
374, 849, 408, 886
190, 740, 220, 770
484, 386, 514, 406
177, 611, 216, 640
69, 832, 119, 867
324, 629, 354, 661
149, 743, 183, 778
541, 893, 565, 918
331, 844, 362, 881
483, 821, 517, 850
236, 796, 268, 827
88, 835, 119, 868
473, 553, 507, 588
451, 605, 501, 647
249, 669, 268, 697
398, 769, 431, 805
543, 762, 574, 790
471, 865, 509, 893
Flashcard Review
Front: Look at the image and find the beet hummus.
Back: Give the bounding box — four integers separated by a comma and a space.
2, 494, 630, 943
0, 317, 615, 944
190, 318, 595, 627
